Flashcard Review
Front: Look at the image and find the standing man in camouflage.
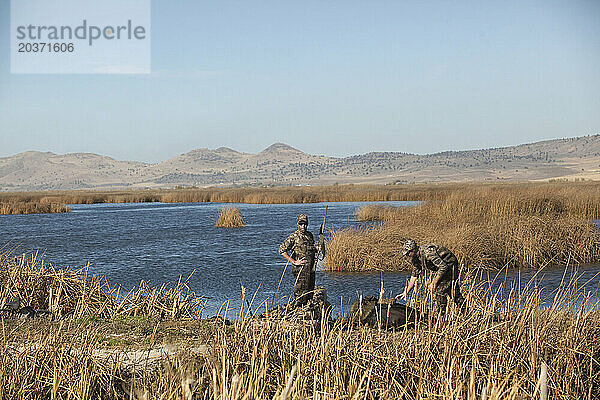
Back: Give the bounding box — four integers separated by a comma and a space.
279, 214, 318, 307
396, 239, 465, 315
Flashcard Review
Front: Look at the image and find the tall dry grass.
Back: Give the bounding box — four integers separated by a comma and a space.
2, 182, 600, 214
329, 186, 600, 271
1, 257, 598, 399
215, 207, 246, 228
355, 204, 404, 222
0, 201, 70, 215
0, 183, 453, 205
0, 253, 204, 319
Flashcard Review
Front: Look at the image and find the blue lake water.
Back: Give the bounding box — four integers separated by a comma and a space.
1, 202, 599, 316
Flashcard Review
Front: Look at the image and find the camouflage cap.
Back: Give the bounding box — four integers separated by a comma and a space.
297, 214, 308, 224
402, 239, 418, 256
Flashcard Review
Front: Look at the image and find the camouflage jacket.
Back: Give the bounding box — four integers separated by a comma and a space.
411, 244, 459, 280
279, 230, 316, 264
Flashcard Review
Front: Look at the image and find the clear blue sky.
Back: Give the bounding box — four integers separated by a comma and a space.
1, 0, 599, 162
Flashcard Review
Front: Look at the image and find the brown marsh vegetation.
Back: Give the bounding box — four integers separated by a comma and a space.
0, 183, 444, 214
0, 183, 456, 206
0, 181, 600, 212
328, 184, 600, 271
1, 254, 599, 399
215, 207, 246, 228
0, 253, 204, 320
2, 181, 600, 214
0, 200, 70, 215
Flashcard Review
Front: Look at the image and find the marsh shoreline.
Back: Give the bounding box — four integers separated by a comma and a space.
1, 252, 599, 399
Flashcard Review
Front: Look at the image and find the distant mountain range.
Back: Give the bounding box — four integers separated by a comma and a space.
1, 135, 599, 191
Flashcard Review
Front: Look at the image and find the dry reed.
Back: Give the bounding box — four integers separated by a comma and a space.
0, 183, 450, 205
1, 259, 598, 399
0, 201, 70, 215
328, 186, 600, 271
355, 204, 403, 222
2, 182, 600, 216
0, 253, 204, 319
215, 207, 246, 228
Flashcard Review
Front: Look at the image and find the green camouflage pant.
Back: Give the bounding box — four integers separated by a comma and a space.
434, 279, 465, 314
292, 265, 315, 307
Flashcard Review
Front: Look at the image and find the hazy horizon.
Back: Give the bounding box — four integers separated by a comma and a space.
1, 0, 599, 163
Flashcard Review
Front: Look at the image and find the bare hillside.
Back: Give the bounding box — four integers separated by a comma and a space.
1, 135, 599, 191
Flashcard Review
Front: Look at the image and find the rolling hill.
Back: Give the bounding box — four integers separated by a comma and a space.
1, 135, 599, 191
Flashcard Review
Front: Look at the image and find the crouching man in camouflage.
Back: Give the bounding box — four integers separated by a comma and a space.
279, 214, 318, 307
396, 240, 465, 315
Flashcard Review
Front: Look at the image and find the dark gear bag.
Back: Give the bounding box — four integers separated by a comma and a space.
349, 296, 420, 329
